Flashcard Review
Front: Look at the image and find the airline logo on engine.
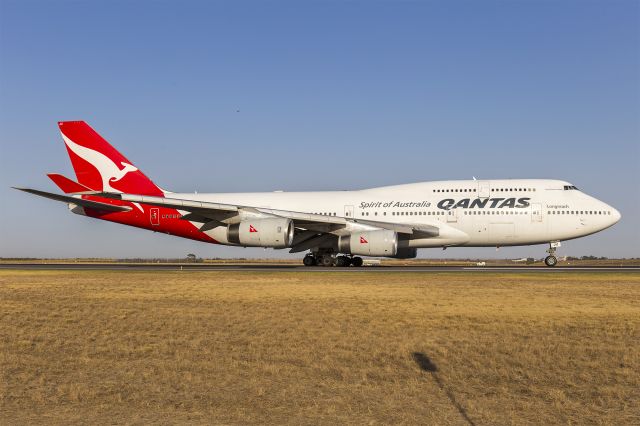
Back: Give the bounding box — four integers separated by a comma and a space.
249, 225, 258, 233
360, 236, 368, 244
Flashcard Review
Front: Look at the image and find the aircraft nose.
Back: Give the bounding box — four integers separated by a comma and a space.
611, 207, 621, 224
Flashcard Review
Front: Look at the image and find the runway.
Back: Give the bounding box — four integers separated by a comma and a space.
1, 263, 638, 272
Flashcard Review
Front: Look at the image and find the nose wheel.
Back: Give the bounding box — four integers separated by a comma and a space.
545, 241, 561, 267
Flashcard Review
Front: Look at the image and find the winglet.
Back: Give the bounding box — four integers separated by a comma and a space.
47, 173, 95, 194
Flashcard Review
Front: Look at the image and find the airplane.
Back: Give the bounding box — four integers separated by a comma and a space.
15, 121, 621, 267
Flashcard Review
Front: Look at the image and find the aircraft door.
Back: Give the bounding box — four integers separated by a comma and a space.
531, 203, 542, 222
478, 181, 490, 199
344, 205, 354, 218
150, 208, 160, 226
446, 209, 458, 223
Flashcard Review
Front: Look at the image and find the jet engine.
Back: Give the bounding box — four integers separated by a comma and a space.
338, 230, 398, 257
227, 218, 294, 248
390, 247, 418, 259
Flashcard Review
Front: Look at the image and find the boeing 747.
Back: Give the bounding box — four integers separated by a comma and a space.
15, 121, 621, 267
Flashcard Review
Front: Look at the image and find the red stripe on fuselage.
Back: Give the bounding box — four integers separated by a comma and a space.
81, 195, 217, 244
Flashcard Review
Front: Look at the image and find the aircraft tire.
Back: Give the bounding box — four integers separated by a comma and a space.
352, 256, 364, 267
317, 255, 334, 267
336, 256, 349, 267
544, 255, 558, 267
303, 255, 316, 267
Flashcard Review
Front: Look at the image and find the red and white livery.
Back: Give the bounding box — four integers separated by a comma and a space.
16, 121, 621, 267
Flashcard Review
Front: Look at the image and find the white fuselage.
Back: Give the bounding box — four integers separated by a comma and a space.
172, 179, 620, 249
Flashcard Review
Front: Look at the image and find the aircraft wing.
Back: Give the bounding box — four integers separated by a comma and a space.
98, 192, 440, 236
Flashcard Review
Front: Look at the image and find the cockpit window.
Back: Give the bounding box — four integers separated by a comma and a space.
564, 185, 579, 190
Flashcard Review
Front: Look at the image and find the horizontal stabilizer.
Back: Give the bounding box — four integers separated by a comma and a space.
47, 173, 95, 194
13, 187, 132, 213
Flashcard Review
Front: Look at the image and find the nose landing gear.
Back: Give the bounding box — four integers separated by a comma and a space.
544, 255, 558, 267
545, 241, 561, 267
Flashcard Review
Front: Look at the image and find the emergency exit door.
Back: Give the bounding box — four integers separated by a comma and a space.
344, 205, 354, 218
531, 203, 542, 222
478, 181, 491, 199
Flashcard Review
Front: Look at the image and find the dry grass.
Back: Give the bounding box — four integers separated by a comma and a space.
1, 271, 639, 425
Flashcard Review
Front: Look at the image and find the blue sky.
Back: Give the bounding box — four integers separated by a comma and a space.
1, 0, 638, 259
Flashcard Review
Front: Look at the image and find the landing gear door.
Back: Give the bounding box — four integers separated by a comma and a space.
531, 203, 542, 222
478, 181, 490, 199
344, 205, 354, 218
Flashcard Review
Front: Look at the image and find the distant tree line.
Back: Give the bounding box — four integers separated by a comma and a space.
566, 256, 610, 261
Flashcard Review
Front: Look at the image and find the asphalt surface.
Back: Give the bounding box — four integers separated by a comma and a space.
0, 263, 638, 272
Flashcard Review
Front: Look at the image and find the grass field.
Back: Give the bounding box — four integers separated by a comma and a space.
1, 271, 639, 425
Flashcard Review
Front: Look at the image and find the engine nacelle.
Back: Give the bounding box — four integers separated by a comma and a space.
227, 218, 294, 248
338, 230, 398, 257
390, 247, 418, 259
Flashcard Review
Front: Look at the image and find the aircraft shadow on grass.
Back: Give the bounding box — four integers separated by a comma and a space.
412, 352, 475, 426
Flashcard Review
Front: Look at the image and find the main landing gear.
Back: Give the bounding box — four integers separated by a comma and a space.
544, 241, 561, 267
303, 252, 363, 267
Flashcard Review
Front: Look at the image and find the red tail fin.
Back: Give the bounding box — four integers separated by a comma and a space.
58, 121, 163, 196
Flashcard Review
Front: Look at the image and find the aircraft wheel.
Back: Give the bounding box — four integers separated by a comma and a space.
317, 255, 334, 267
352, 256, 364, 267
303, 255, 316, 267
336, 256, 349, 267
544, 255, 558, 267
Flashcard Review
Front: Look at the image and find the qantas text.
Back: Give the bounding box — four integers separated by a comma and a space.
438, 197, 531, 210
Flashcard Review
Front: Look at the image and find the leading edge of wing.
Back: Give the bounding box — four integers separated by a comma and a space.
98, 192, 439, 235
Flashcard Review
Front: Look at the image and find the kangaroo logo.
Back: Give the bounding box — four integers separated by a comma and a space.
61, 133, 138, 193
